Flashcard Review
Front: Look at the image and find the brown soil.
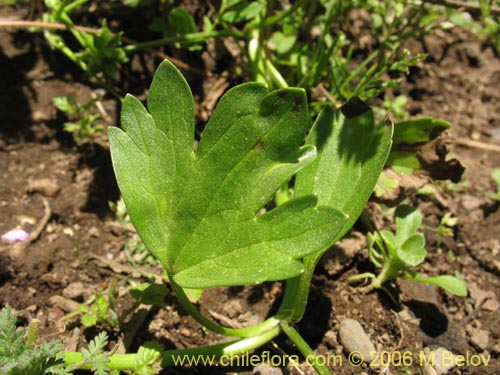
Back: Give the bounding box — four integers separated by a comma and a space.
0, 5, 499, 375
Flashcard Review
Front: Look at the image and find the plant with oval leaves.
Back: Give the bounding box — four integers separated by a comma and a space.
350, 205, 468, 300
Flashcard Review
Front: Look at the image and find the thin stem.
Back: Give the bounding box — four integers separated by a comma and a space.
265, 57, 289, 89
64, 326, 281, 371
170, 281, 280, 338
123, 29, 245, 54
248, 27, 268, 85
280, 321, 332, 375
63, 0, 92, 14
64, 352, 136, 371
164, 325, 281, 367
52, 0, 72, 21
247, 0, 308, 30
276, 252, 320, 323
0, 20, 100, 34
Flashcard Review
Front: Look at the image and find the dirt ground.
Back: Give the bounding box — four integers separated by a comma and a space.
0, 5, 499, 375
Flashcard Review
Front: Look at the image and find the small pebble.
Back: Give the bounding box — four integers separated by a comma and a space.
469, 329, 490, 351
338, 318, 376, 363
460, 195, 482, 211
179, 327, 192, 337
432, 347, 457, 375
62, 282, 86, 300
49, 295, 80, 313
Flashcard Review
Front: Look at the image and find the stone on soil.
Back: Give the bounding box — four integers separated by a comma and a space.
338, 318, 376, 363
432, 347, 457, 375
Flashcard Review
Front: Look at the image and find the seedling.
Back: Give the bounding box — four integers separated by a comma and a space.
428, 212, 459, 238
350, 205, 467, 300
53, 95, 104, 143
64, 280, 119, 329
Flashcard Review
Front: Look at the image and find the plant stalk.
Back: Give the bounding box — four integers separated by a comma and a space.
123, 29, 245, 54
170, 280, 280, 338
64, 326, 281, 371
280, 321, 332, 375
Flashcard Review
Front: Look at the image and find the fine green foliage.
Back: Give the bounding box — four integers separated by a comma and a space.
0, 306, 63, 375
351, 205, 468, 297
80, 333, 111, 375
109, 59, 346, 289
133, 343, 163, 375
44, 1, 127, 80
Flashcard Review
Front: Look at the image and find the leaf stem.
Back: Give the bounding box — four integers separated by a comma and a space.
280, 321, 332, 375
123, 29, 245, 54
277, 252, 321, 323
165, 325, 281, 367
63, 326, 280, 371
170, 281, 280, 338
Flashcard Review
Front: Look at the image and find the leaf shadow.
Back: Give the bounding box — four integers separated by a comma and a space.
336, 96, 384, 164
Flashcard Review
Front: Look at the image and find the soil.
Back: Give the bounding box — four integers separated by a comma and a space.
1, 4, 499, 375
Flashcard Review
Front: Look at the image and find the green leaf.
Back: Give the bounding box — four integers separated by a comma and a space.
295, 97, 393, 241
168, 7, 198, 35
407, 274, 468, 297
386, 151, 421, 175
173, 196, 345, 287
135, 342, 163, 375
125, 0, 156, 7
81, 314, 98, 327
397, 233, 427, 266
95, 294, 109, 318
395, 205, 422, 245
270, 31, 297, 54
53, 96, 78, 115
393, 117, 451, 145
222, 1, 264, 23
110, 60, 346, 288
378, 230, 398, 257
130, 283, 168, 306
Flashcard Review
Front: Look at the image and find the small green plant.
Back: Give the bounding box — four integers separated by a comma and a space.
43, 0, 128, 82
53, 95, 104, 142
64, 280, 119, 329
0, 304, 163, 375
0, 305, 62, 375
428, 212, 459, 238
350, 205, 467, 299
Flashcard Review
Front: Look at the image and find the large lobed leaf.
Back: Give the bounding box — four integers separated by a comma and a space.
109, 60, 346, 288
